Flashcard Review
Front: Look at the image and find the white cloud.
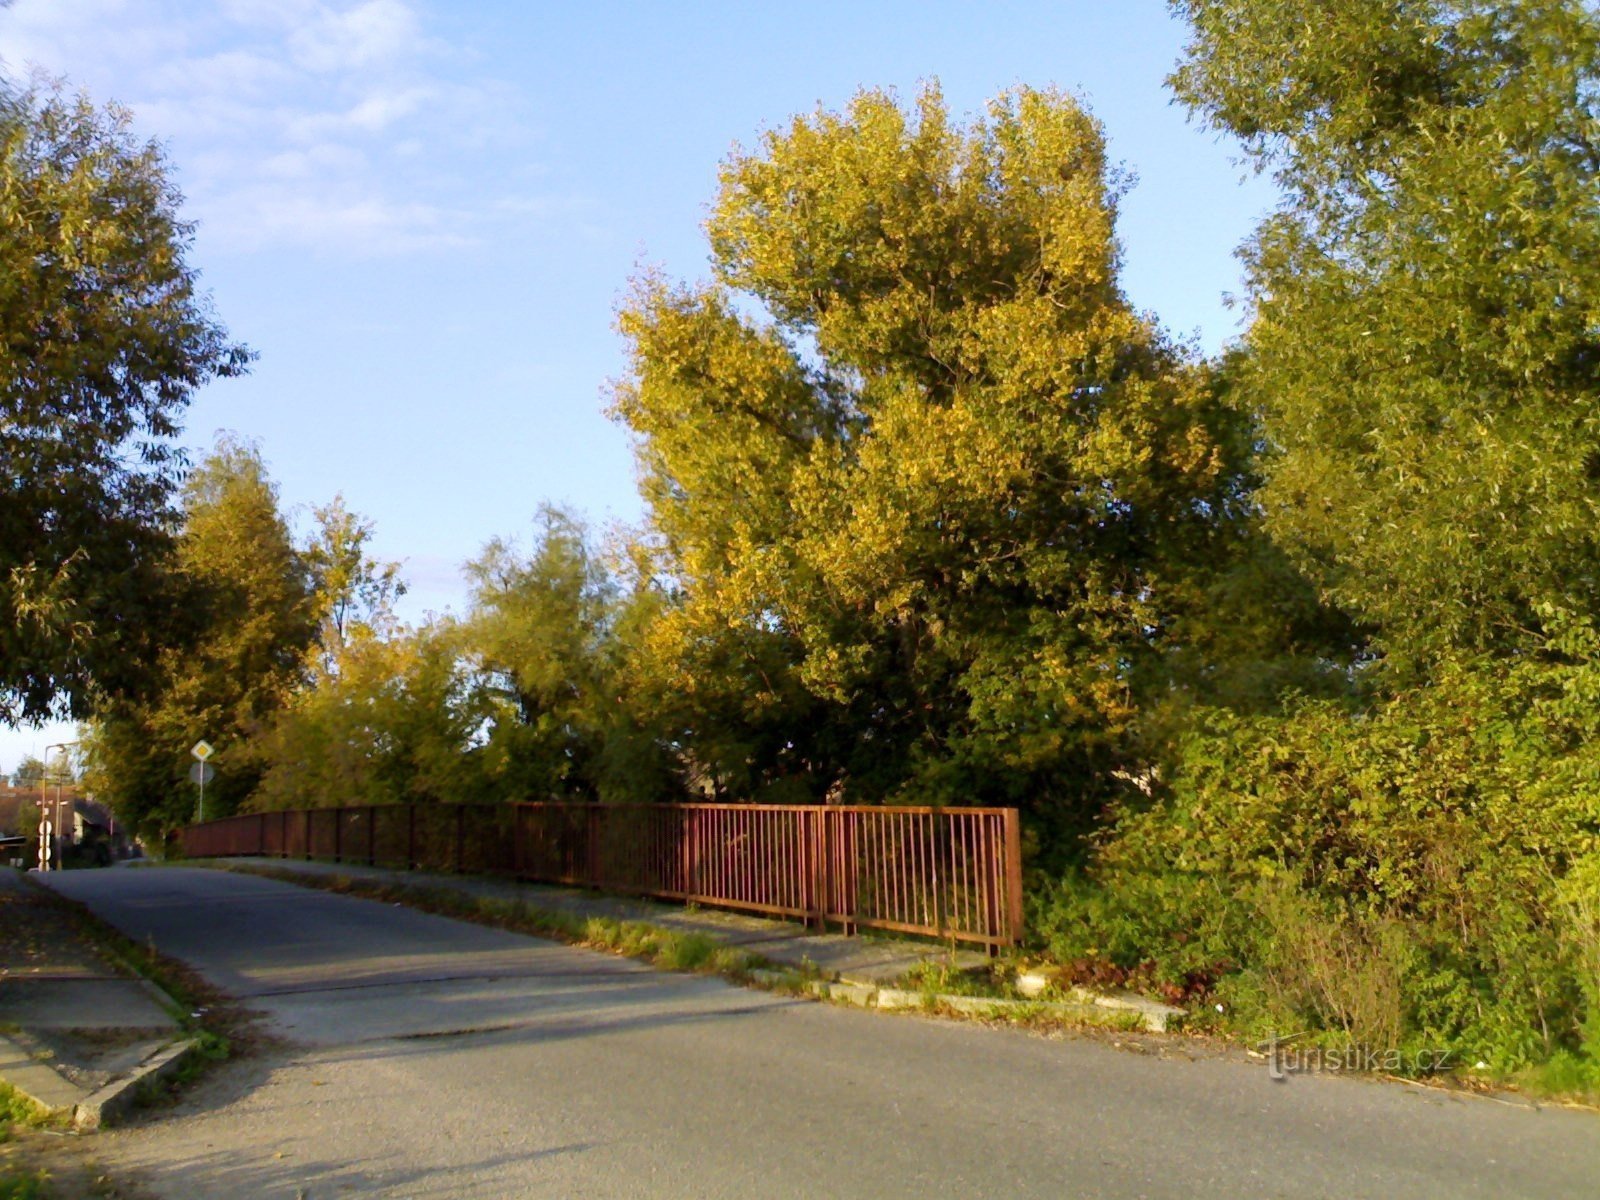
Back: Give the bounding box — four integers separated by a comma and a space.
0, 1, 553, 258
287, 0, 425, 73
285, 85, 434, 140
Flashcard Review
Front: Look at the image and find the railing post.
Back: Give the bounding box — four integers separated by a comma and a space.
258, 811, 266, 857
808, 809, 825, 931
304, 809, 313, 860
407, 804, 417, 870
455, 804, 465, 873
676, 807, 690, 898
585, 805, 600, 889
333, 807, 342, 863
368, 805, 377, 866
1003, 807, 1024, 946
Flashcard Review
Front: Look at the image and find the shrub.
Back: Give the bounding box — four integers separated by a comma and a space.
1037, 655, 1600, 1073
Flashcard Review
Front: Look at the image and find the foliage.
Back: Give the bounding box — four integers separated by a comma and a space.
0, 77, 250, 725
0, 1169, 46, 1200
7, 758, 43, 788
462, 506, 615, 801
1171, 0, 1600, 669
1039, 656, 1600, 1068
83, 436, 314, 836
248, 620, 482, 810
613, 85, 1283, 848
302, 495, 407, 676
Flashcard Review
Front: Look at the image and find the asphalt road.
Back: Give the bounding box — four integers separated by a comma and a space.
42, 867, 1600, 1199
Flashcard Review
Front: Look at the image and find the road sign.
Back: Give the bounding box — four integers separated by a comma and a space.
188, 762, 216, 785
191, 740, 214, 762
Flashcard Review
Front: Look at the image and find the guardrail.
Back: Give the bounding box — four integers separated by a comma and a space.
183, 802, 1024, 949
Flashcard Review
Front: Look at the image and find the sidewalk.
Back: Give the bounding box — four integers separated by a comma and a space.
0, 867, 192, 1129
206, 856, 991, 986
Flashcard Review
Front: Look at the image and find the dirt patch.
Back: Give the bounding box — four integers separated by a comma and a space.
1, 1126, 157, 1199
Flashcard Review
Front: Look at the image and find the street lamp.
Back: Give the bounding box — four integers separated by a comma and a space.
45, 741, 78, 871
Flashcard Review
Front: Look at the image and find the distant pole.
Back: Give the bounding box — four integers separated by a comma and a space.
46, 741, 78, 870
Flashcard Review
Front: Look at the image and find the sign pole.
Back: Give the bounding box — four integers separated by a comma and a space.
190, 740, 215, 824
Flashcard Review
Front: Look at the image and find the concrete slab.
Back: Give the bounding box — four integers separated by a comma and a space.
0, 866, 188, 1130
0, 978, 176, 1031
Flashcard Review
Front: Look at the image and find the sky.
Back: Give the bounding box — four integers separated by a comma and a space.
0, 0, 1277, 773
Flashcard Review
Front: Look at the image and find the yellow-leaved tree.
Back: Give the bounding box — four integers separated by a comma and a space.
613, 86, 1259, 850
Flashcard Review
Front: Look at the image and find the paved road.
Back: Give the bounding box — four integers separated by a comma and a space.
42, 868, 1599, 1199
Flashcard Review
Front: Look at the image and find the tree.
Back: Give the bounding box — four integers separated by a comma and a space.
1170, 0, 1600, 669
0, 78, 251, 725
462, 507, 619, 801
613, 86, 1254, 843
11, 755, 44, 788
303, 495, 407, 676
83, 436, 313, 835
249, 619, 484, 811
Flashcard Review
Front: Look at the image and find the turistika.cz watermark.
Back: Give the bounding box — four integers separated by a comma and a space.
1258, 1031, 1454, 1081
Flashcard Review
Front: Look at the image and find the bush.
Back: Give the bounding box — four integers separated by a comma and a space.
1036, 655, 1600, 1073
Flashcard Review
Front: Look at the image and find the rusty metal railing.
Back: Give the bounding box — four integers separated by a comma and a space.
182, 802, 1024, 949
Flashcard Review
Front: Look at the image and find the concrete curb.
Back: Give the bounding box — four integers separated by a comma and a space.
0, 1032, 202, 1131
74, 1037, 203, 1131
745, 969, 1184, 1031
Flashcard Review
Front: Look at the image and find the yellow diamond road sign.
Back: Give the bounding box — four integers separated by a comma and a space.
191, 740, 214, 762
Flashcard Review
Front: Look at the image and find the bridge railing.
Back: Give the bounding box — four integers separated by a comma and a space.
182, 801, 1024, 949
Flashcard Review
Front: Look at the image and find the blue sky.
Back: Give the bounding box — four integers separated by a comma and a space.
0, 0, 1276, 772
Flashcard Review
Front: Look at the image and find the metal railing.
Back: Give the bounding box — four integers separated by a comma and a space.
183, 802, 1024, 949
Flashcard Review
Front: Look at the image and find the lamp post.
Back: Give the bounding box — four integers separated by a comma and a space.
45, 741, 78, 871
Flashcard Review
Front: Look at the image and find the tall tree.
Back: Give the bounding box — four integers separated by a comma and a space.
614, 86, 1253, 840
0, 78, 250, 724
462, 506, 618, 801
1171, 0, 1600, 668
83, 436, 313, 835
302, 495, 407, 676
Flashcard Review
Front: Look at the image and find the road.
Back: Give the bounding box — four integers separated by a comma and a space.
41, 867, 1600, 1199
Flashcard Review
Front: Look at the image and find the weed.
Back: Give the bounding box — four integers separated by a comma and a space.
0, 1168, 49, 1200
0, 1083, 55, 1142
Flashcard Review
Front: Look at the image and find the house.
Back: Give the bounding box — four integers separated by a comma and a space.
0, 785, 135, 866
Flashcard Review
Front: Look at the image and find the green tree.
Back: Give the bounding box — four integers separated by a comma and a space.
1171, 0, 1600, 667
614, 85, 1254, 843
0, 78, 251, 724
11, 755, 44, 788
249, 619, 484, 811
462, 506, 619, 801
303, 495, 407, 675
83, 436, 313, 836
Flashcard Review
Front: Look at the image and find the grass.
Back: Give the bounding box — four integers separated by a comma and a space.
0, 1168, 49, 1200
899, 959, 1017, 1000
0, 1083, 52, 1142
1515, 1051, 1600, 1107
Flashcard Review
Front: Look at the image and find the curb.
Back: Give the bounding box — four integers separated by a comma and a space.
0, 1033, 203, 1131
74, 1037, 203, 1131
747, 969, 1184, 1031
